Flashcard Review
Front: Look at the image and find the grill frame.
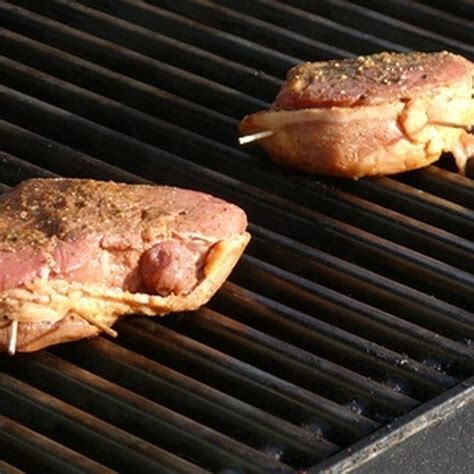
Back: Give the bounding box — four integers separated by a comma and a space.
314, 376, 474, 473
0, 0, 473, 471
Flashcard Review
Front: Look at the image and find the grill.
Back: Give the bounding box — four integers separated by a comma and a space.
0, 1, 473, 472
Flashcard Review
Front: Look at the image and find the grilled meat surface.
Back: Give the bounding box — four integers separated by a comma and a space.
240, 51, 474, 178
0, 179, 250, 352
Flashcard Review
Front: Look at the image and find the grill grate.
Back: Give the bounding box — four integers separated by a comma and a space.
0, 1, 473, 471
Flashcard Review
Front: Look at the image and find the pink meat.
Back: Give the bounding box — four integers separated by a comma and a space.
0, 249, 49, 291
140, 240, 208, 296
0, 179, 247, 296
274, 51, 473, 109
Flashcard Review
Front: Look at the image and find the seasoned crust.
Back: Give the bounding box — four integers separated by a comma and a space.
0, 179, 247, 253
275, 51, 473, 109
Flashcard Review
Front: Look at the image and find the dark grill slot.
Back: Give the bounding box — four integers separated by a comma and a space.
212, 282, 463, 389
0, 459, 23, 474
118, 319, 378, 444
0, 29, 239, 145
170, 308, 419, 418
419, 0, 474, 21
52, 339, 338, 465
10, 0, 281, 102
146, 0, 352, 60
1, 0, 473, 471
232, 256, 472, 374
250, 228, 474, 340
0, 2, 266, 118
74, 0, 299, 77
397, 167, 474, 209
0, 374, 206, 473
350, 0, 474, 44
283, 0, 473, 55
0, 356, 294, 472
0, 414, 111, 474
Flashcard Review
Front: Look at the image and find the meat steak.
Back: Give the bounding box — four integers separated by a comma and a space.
240, 51, 474, 178
0, 179, 250, 353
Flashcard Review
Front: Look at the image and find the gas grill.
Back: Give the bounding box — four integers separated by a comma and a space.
0, 1, 473, 472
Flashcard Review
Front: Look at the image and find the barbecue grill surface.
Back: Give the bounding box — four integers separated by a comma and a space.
0, 1, 473, 472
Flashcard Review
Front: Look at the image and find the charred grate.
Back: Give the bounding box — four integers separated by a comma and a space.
0, 1, 473, 472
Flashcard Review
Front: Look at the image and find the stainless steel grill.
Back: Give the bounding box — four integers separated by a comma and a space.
0, 1, 473, 472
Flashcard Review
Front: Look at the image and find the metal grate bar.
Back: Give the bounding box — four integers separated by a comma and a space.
0, 122, 150, 184
283, 0, 474, 55
0, 414, 113, 474
0, 151, 55, 182
0, 458, 24, 474
180, 308, 420, 416
55, 338, 338, 464
73, 0, 300, 77
145, 0, 352, 60
211, 0, 407, 53
397, 167, 474, 209
249, 227, 474, 340
232, 256, 472, 375
93, 0, 403, 56
0, 355, 293, 472
0, 374, 207, 473
17, 0, 282, 102
351, 0, 474, 44
214, 280, 461, 392
335, 177, 474, 239
0, 28, 238, 144
419, 0, 474, 21
118, 319, 379, 443
0, 2, 266, 117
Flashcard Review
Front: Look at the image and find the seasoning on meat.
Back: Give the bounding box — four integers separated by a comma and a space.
0, 179, 250, 354
240, 51, 474, 178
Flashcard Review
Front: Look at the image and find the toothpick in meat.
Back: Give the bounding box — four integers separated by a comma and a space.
239, 130, 274, 145
8, 320, 18, 356
77, 313, 118, 338
430, 121, 473, 133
